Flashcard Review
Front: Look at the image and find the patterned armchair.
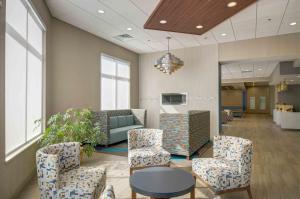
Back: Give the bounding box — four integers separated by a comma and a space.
36, 142, 106, 199
128, 129, 171, 174
192, 136, 253, 198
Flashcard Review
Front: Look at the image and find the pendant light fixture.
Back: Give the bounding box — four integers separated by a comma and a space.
154, 37, 184, 75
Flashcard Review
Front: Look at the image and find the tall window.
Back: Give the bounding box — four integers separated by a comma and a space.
5, 0, 45, 158
101, 55, 130, 110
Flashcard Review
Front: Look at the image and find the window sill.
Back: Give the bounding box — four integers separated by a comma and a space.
5, 135, 42, 163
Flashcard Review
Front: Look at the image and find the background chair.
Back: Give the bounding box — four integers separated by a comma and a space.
36, 142, 106, 199
128, 129, 171, 175
192, 136, 253, 198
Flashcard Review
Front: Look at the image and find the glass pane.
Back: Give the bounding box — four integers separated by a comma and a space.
259, 96, 266, 110
27, 52, 42, 140
6, 0, 27, 38
117, 61, 130, 78
250, 96, 255, 110
28, 13, 43, 53
101, 77, 116, 110
5, 33, 27, 154
101, 56, 116, 76
117, 80, 129, 109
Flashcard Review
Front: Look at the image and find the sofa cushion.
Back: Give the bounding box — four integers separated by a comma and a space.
110, 117, 119, 129
110, 125, 143, 135
128, 147, 171, 168
117, 116, 128, 127
109, 125, 143, 144
126, 115, 134, 126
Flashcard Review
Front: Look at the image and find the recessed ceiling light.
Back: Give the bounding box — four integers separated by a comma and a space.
227, 2, 237, 7
98, 9, 105, 14
258, 68, 263, 71
196, 25, 203, 29
221, 33, 227, 37
127, 27, 132, 31
290, 79, 295, 82
290, 22, 297, 26
160, 20, 167, 24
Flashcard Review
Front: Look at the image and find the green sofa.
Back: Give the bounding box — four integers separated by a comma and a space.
96, 109, 146, 145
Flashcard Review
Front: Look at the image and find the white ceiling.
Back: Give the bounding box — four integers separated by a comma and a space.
46, 0, 300, 54
222, 61, 278, 80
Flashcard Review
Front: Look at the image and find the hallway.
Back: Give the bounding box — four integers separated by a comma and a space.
222, 114, 300, 199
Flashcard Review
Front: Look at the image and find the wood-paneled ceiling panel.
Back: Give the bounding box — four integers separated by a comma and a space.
144, 0, 257, 35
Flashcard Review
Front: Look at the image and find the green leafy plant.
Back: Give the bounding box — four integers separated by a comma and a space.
37, 108, 106, 157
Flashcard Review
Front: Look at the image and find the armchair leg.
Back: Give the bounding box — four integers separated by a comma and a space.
130, 168, 133, 175
247, 186, 253, 199
131, 190, 136, 199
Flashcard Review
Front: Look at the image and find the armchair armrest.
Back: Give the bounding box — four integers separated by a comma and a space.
36, 146, 60, 196
95, 111, 110, 145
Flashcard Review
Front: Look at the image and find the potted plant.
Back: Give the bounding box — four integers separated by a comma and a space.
36, 108, 106, 159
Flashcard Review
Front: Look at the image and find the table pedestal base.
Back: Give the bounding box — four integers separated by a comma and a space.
131, 188, 195, 199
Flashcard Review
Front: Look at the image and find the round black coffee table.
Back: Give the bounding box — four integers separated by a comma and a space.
130, 167, 195, 199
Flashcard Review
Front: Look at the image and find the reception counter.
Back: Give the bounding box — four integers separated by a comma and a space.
273, 109, 300, 130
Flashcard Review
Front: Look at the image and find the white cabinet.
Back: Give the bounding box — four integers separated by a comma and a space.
273, 109, 300, 130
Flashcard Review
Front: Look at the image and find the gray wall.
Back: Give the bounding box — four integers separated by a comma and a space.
48, 18, 139, 115
278, 85, 300, 111
139, 45, 219, 139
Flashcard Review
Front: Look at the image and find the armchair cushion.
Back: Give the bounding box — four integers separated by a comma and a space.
192, 158, 241, 192
59, 166, 106, 199
109, 117, 118, 129
128, 147, 170, 168
109, 125, 143, 145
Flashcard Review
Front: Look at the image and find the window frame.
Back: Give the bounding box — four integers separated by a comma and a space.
5, 0, 46, 161
100, 54, 131, 110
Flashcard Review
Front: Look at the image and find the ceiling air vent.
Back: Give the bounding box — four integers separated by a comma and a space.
114, 34, 134, 41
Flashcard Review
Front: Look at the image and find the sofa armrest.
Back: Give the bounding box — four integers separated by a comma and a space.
131, 109, 147, 127
95, 111, 110, 145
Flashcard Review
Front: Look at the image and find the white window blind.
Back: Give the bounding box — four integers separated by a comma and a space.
101, 55, 130, 110
5, 0, 45, 158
